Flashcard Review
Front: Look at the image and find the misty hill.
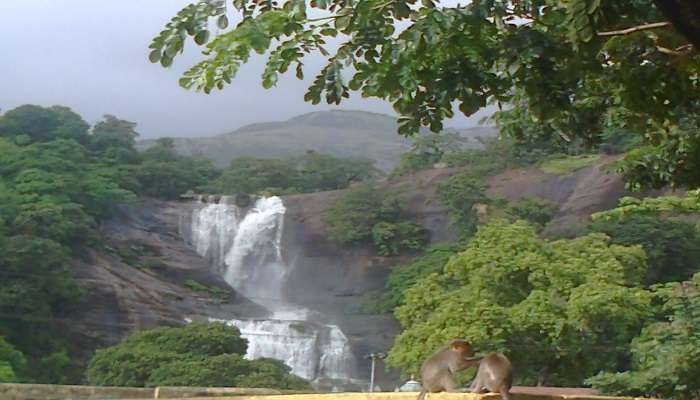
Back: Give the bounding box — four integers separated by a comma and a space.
138, 110, 497, 171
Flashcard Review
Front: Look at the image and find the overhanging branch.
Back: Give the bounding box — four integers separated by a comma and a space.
597, 22, 671, 37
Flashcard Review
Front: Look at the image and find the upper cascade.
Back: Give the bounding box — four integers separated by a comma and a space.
189, 195, 286, 308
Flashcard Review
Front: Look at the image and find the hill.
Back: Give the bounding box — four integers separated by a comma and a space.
137, 110, 497, 171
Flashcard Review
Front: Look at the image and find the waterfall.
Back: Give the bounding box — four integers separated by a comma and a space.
186, 196, 359, 389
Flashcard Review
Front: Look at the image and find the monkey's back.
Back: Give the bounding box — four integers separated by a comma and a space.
481, 353, 513, 390
419, 348, 452, 392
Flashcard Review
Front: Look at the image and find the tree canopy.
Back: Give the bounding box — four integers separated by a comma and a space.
386, 220, 652, 386
208, 150, 377, 195
152, 0, 700, 189
587, 273, 700, 400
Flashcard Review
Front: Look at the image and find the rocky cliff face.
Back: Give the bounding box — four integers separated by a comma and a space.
63, 157, 631, 387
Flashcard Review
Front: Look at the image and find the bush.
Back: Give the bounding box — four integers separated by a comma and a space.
505, 198, 558, 228
371, 221, 429, 256
0, 336, 25, 383
145, 355, 309, 389
86, 322, 309, 388
435, 172, 489, 239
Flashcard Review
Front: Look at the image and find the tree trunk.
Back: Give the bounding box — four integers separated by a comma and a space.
653, 0, 700, 48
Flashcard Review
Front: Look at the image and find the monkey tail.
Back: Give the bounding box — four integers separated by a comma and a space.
416, 388, 427, 400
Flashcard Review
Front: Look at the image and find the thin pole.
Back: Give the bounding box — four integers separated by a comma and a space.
369, 357, 376, 392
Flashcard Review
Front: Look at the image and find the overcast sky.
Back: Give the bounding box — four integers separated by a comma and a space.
0, 0, 491, 139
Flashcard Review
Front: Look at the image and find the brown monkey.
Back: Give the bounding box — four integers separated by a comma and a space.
416, 339, 480, 400
465, 353, 513, 400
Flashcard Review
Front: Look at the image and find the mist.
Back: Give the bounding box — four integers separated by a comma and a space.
0, 0, 491, 139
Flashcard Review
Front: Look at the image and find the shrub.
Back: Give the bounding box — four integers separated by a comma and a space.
505, 198, 558, 228
0, 337, 25, 383
371, 221, 429, 256
86, 322, 308, 388
435, 172, 489, 239
538, 154, 600, 175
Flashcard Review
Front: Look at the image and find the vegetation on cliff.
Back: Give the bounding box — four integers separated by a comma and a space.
322, 184, 428, 255
86, 322, 310, 389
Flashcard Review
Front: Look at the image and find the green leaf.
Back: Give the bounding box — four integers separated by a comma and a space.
194, 30, 210, 45
160, 55, 174, 68
334, 14, 352, 31
148, 50, 162, 63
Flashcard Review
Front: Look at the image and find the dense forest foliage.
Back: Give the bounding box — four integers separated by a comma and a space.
86, 322, 309, 389
206, 151, 378, 195
0, 104, 374, 384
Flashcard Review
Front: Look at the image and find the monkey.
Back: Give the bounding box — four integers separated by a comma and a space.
416, 339, 480, 400
464, 352, 513, 400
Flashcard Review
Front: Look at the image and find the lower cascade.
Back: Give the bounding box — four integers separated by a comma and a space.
184, 195, 359, 389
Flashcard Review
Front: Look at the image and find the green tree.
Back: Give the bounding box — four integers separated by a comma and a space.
386, 220, 652, 386
212, 157, 296, 195
435, 172, 489, 239
209, 151, 376, 195
86, 322, 309, 389
0, 105, 89, 144
0, 234, 82, 383
505, 198, 558, 229
587, 273, 700, 400
391, 133, 468, 176
291, 150, 378, 192
371, 221, 428, 256
146, 355, 309, 389
322, 183, 428, 254
88, 114, 140, 163
585, 216, 700, 285
136, 138, 220, 199
382, 243, 461, 312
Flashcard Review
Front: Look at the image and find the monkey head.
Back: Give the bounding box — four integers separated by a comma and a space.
449, 339, 472, 356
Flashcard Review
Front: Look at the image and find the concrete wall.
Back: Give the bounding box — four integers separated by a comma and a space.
0, 383, 300, 400
0, 384, 650, 400
0, 383, 153, 400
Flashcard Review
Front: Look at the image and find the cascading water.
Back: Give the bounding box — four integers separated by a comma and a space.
184, 195, 359, 390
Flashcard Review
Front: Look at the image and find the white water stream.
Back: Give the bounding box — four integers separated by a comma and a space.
186, 196, 357, 388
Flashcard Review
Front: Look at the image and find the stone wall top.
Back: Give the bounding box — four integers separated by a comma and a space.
0, 384, 650, 400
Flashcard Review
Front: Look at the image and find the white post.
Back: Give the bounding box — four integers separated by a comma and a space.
369, 357, 376, 392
